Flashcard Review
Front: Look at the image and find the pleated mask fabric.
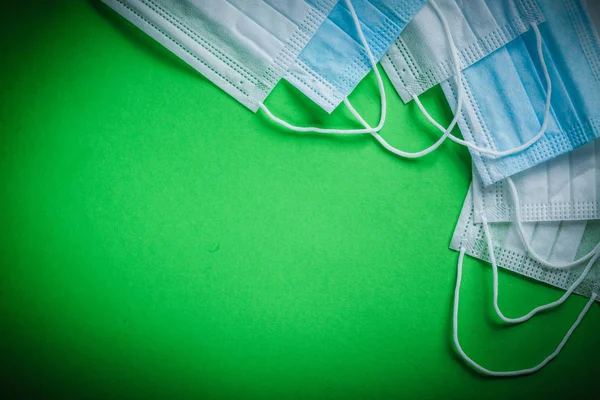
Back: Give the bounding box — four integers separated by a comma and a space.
472, 139, 600, 223
284, 0, 426, 113
442, 0, 600, 186
381, 0, 545, 103
101, 0, 338, 112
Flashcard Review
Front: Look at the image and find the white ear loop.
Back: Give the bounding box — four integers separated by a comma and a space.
345, 0, 465, 158
259, 0, 386, 135
414, 22, 552, 158
453, 247, 597, 377
454, 173, 600, 376
481, 214, 599, 324
472, 175, 600, 325
348, 3, 551, 160
261, 1, 551, 162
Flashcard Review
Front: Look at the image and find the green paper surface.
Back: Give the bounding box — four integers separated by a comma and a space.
1, 1, 599, 398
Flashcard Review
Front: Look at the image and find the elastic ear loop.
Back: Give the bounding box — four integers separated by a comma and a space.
481, 215, 599, 324
413, 22, 553, 158
453, 175, 600, 376
344, 0, 465, 158
474, 175, 600, 324
258, 0, 386, 135
348, 4, 550, 159
453, 247, 597, 377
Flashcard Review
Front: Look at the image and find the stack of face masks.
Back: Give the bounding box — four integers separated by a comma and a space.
442, 0, 600, 377
100, 0, 600, 378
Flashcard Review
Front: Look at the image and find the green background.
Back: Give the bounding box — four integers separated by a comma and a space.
1, 1, 599, 398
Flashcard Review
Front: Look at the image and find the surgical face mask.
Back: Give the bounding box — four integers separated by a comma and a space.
103, 0, 389, 137
381, 0, 545, 103
284, 0, 426, 113
472, 139, 600, 223
453, 188, 600, 301
100, 0, 337, 112
442, 0, 600, 186
449, 186, 600, 376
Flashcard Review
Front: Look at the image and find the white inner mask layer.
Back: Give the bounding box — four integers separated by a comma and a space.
101, 0, 337, 111
472, 139, 600, 223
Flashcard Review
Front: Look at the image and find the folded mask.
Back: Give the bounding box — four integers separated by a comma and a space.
100, 0, 477, 160
103, 0, 399, 138
381, 0, 545, 103
100, 0, 337, 112
472, 139, 600, 223
449, 185, 600, 376
453, 187, 600, 302
284, 0, 426, 113
442, 0, 600, 186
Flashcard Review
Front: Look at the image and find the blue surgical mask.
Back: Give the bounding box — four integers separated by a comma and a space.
382, 0, 545, 103
442, 0, 600, 186
284, 0, 426, 113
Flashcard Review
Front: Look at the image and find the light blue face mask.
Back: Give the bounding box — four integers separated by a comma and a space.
442, 0, 600, 186
284, 0, 426, 113
262, 0, 485, 160
382, 0, 545, 103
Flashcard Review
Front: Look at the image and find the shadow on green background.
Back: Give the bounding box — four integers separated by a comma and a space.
1, 0, 598, 398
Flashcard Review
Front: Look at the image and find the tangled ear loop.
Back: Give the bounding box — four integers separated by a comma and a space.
453, 247, 598, 377
414, 23, 552, 158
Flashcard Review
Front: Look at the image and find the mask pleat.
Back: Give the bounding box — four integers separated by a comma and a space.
101, 0, 337, 111
382, 0, 545, 103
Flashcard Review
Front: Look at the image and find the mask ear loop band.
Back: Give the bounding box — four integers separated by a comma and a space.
414, 22, 552, 158
481, 214, 599, 324
453, 246, 597, 377
258, 0, 386, 135
344, 0, 465, 158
